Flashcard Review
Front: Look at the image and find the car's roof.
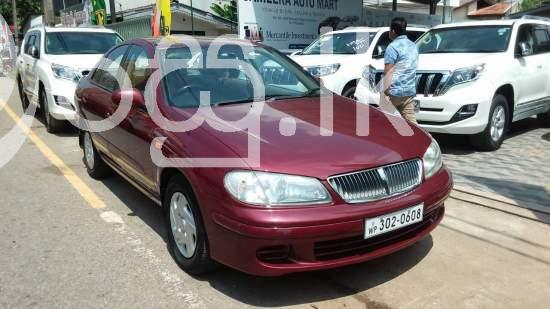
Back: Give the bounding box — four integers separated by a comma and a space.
136, 35, 260, 48
327, 26, 428, 35
432, 19, 535, 30
42, 26, 117, 34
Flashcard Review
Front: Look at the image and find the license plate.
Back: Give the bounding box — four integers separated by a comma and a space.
364, 204, 424, 239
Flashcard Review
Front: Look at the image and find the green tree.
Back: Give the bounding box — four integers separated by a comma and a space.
0, 0, 42, 29
210, 0, 237, 23
520, 0, 546, 11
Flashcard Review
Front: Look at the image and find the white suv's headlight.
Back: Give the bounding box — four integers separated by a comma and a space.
423, 139, 443, 179
51, 64, 81, 82
437, 63, 485, 95
224, 171, 332, 207
306, 63, 340, 77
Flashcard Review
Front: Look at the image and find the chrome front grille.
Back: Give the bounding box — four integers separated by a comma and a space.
374, 71, 450, 97
328, 159, 423, 203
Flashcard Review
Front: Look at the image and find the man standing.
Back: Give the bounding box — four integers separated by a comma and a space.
383, 17, 419, 124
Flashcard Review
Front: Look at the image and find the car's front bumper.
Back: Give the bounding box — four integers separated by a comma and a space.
45, 79, 78, 121
356, 78, 493, 135
208, 167, 453, 276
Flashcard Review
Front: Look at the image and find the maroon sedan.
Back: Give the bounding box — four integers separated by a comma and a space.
76, 37, 452, 276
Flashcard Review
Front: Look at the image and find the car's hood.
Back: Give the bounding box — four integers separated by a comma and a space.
47, 54, 104, 71
371, 53, 498, 71
176, 96, 432, 179
290, 54, 356, 68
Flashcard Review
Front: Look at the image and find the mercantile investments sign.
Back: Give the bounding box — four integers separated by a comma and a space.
238, 0, 362, 51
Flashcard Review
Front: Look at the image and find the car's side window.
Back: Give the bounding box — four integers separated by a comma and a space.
24, 33, 35, 55
33, 32, 42, 54
407, 31, 425, 42
373, 32, 391, 58
91, 45, 129, 92
124, 46, 152, 92
533, 25, 550, 54
515, 24, 536, 56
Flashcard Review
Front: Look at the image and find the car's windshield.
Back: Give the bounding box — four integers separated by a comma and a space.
45, 32, 123, 55
301, 32, 376, 55
417, 26, 512, 54
162, 44, 321, 108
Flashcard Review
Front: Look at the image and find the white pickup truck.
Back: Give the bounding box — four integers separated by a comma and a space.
17, 26, 122, 133
356, 19, 550, 151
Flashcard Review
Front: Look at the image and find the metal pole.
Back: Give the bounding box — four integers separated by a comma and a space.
109, 0, 117, 23
442, 0, 447, 24
190, 0, 195, 34
11, 0, 18, 46
392, 0, 397, 12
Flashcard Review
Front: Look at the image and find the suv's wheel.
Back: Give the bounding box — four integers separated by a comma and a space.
17, 76, 30, 111
165, 175, 214, 275
41, 88, 65, 133
342, 85, 357, 99
82, 131, 110, 179
537, 108, 550, 124
471, 94, 509, 151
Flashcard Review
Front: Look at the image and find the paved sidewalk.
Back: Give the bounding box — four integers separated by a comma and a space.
437, 118, 550, 211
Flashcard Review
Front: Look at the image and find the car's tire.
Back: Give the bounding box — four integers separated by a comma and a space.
164, 175, 215, 275
17, 76, 30, 111
537, 107, 550, 124
342, 85, 357, 99
41, 88, 65, 133
471, 94, 509, 151
82, 131, 110, 179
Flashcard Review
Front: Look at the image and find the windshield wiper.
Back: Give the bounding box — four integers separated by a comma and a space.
214, 98, 257, 106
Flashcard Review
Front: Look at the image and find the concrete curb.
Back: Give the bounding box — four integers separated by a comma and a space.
451, 187, 550, 225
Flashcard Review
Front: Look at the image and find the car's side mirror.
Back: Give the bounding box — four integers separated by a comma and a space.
112, 88, 146, 109
29, 46, 40, 59
518, 42, 533, 57
373, 46, 385, 58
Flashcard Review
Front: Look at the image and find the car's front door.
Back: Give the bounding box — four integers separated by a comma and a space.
513, 23, 548, 115
21, 31, 40, 102
108, 44, 157, 192
81, 45, 129, 154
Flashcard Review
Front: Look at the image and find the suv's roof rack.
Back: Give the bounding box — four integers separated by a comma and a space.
518, 15, 550, 22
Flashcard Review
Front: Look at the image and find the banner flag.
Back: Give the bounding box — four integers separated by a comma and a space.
153, 0, 172, 37
91, 0, 107, 25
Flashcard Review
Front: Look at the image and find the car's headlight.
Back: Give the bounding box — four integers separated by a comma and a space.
224, 171, 332, 207
51, 64, 81, 82
437, 64, 485, 95
423, 139, 443, 179
306, 63, 340, 77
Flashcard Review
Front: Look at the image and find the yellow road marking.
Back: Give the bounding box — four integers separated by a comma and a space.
3, 105, 106, 209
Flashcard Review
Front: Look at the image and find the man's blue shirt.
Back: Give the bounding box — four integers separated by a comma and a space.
384, 35, 419, 97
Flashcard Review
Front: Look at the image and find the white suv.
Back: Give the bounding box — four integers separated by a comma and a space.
290, 27, 426, 98
17, 26, 122, 133
356, 19, 550, 150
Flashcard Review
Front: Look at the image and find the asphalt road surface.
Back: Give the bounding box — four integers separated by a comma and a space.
1, 76, 549, 308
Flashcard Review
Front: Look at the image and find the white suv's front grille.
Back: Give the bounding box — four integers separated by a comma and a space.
374, 72, 450, 97
328, 159, 423, 203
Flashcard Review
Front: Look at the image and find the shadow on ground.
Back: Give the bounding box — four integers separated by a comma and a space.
99, 172, 433, 307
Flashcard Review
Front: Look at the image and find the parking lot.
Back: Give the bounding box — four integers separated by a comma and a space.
1, 74, 550, 308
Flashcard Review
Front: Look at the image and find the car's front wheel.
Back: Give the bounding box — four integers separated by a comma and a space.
537, 107, 550, 124
82, 131, 110, 179
471, 94, 509, 151
41, 88, 65, 133
17, 76, 30, 111
342, 85, 357, 99
164, 175, 214, 275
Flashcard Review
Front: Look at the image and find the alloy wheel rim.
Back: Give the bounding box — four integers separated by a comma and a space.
169, 192, 197, 258
490, 105, 505, 142
83, 133, 95, 168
